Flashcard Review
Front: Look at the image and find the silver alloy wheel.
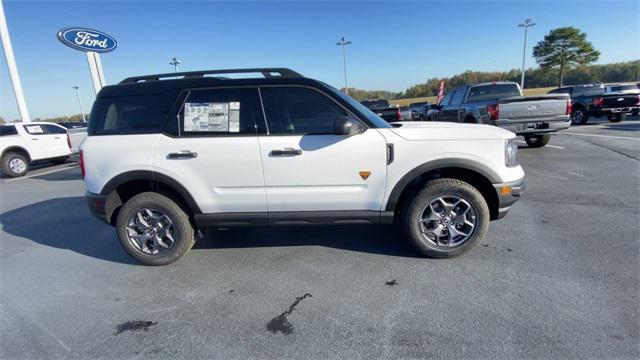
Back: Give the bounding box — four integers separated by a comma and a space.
572, 109, 583, 124
417, 196, 477, 247
126, 208, 175, 255
8, 158, 26, 174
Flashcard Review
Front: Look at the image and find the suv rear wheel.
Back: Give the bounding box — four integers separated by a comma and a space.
401, 178, 489, 258
116, 192, 195, 266
1, 152, 29, 178
524, 134, 550, 148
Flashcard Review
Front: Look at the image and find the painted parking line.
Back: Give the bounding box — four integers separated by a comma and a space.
560, 132, 640, 141
515, 140, 565, 149
3, 164, 79, 183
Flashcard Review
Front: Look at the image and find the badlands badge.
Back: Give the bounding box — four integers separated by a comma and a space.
359, 171, 371, 180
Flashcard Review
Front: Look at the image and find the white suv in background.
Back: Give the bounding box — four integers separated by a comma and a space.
81, 68, 525, 265
0, 122, 72, 177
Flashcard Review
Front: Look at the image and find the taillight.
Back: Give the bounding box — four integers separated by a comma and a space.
566, 99, 572, 116
66, 133, 72, 149
79, 149, 85, 179
636, 95, 640, 106
487, 104, 500, 121
396, 108, 401, 121
593, 96, 604, 107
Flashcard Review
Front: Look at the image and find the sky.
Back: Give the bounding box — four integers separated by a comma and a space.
1, 0, 638, 120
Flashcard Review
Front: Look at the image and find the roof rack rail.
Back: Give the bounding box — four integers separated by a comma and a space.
120, 68, 303, 84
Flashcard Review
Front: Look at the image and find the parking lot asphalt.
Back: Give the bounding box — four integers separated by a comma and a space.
1, 118, 638, 359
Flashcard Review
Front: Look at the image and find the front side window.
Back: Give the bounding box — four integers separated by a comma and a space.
179, 88, 256, 135
450, 89, 466, 106
439, 92, 453, 106
260, 87, 347, 135
43, 125, 67, 134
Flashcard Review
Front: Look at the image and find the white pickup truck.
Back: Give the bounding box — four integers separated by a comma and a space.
0, 122, 72, 177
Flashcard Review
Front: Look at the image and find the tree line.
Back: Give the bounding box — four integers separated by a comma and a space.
347, 60, 639, 101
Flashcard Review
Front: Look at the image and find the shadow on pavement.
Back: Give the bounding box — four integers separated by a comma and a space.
2, 197, 419, 264
1, 196, 137, 265
196, 224, 419, 258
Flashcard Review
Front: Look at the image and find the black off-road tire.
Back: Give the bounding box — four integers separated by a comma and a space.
608, 113, 625, 123
116, 192, 195, 266
571, 107, 589, 125
1, 152, 29, 178
401, 178, 490, 258
50, 156, 69, 165
524, 134, 551, 148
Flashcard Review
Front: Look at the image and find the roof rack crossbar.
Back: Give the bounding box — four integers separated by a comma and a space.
120, 68, 303, 84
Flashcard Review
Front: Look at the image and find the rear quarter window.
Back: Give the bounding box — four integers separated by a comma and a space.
88, 91, 178, 135
0, 126, 18, 136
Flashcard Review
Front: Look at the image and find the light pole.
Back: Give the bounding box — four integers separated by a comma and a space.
336, 36, 352, 95
170, 57, 182, 73
518, 18, 535, 90
72, 85, 86, 123
1, 0, 30, 122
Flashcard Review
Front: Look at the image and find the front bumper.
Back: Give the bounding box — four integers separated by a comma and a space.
86, 191, 109, 224
493, 178, 526, 220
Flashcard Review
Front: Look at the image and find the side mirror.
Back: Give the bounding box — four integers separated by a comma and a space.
334, 116, 364, 136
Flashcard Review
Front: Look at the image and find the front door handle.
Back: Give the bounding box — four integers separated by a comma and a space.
271, 148, 302, 157
167, 150, 198, 159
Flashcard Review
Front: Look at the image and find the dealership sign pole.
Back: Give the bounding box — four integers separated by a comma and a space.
0, 0, 30, 122
57, 27, 117, 95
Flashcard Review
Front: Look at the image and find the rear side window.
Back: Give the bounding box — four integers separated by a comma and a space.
177, 88, 257, 135
88, 91, 178, 135
261, 87, 347, 135
467, 84, 520, 102
43, 125, 67, 134
0, 126, 18, 136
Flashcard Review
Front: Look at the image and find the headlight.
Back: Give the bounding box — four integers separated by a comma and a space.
505, 139, 518, 167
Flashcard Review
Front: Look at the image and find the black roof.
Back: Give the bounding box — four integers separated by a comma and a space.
99, 68, 325, 97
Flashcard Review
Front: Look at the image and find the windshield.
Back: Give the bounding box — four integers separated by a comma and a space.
467, 84, 521, 102
322, 84, 391, 128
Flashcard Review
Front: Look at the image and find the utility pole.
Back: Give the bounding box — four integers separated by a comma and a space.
0, 0, 30, 122
170, 57, 182, 73
518, 18, 536, 90
336, 36, 352, 95
72, 86, 86, 123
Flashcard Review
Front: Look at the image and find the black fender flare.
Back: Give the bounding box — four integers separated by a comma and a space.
384, 158, 501, 212
100, 170, 202, 214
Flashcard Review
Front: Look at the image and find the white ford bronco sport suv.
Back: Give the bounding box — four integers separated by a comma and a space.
1, 122, 72, 177
81, 68, 525, 266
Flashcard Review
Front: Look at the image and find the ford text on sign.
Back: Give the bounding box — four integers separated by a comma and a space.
57, 27, 117, 53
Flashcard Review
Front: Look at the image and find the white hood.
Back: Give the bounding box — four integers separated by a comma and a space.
388, 121, 515, 141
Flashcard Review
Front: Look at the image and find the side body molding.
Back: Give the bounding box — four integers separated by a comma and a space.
100, 170, 202, 214
384, 158, 502, 212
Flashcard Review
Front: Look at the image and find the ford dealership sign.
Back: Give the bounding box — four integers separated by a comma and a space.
57, 27, 117, 53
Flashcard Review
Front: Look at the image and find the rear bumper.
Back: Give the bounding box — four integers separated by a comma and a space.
86, 191, 109, 224
599, 106, 639, 115
493, 178, 526, 220
498, 118, 571, 135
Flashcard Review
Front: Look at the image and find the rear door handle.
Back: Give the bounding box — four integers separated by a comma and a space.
167, 150, 198, 159
271, 148, 302, 157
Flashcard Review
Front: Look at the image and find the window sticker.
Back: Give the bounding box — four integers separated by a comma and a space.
184, 102, 240, 132
25, 125, 44, 134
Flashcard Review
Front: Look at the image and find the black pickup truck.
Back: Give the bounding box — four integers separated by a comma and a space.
431, 82, 571, 147
360, 99, 401, 122
548, 84, 640, 125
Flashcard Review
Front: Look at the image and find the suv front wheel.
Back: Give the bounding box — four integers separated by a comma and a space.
401, 178, 489, 258
116, 192, 195, 266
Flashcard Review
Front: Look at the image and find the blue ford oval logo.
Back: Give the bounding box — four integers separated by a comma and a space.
57, 27, 117, 53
